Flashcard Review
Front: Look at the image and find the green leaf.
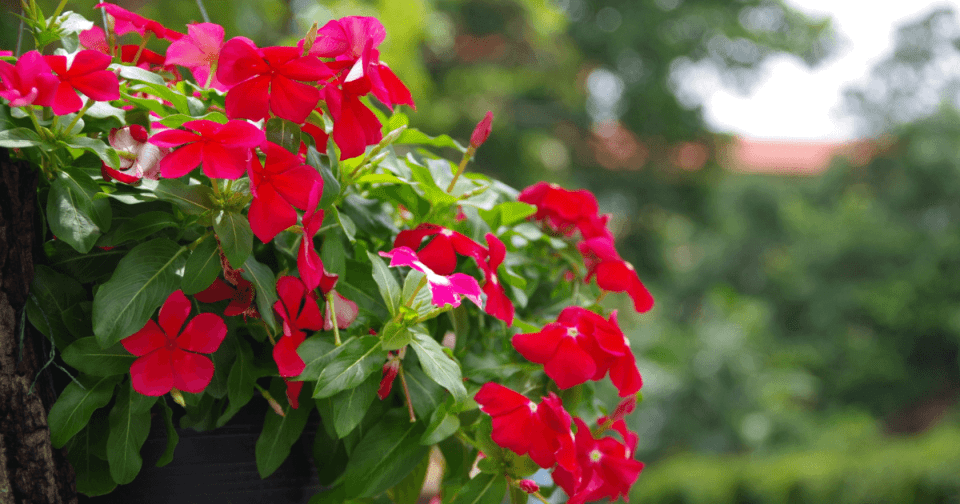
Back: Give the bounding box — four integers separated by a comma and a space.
155, 111, 227, 129
181, 236, 221, 295
297, 335, 340, 381
266, 117, 302, 154
0, 127, 42, 147
92, 238, 188, 347
96, 211, 178, 248
255, 380, 312, 478
313, 336, 383, 399
335, 207, 357, 241
116, 65, 165, 86
213, 210, 253, 269
380, 321, 413, 351
341, 410, 431, 498
66, 423, 116, 496
48, 375, 120, 448
241, 255, 278, 330
410, 328, 467, 405
306, 146, 341, 210
404, 366, 444, 419
61, 337, 135, 377
330, 372, 379, 439
448, 473, 506, 504
367, 250, 401, 316
402, 270, 435, 318
217, 337, 262, 428
47, 166, 112, 253
26, 265, 87, 350
339, 259, 391, 323
62, 136, 120, 169
391, 450, 431, 504
205, 335, 236, 399
156, 400, 179, 467
421, 407, 460, 445
154, 179, 214, 215
479, 202, 536, 229
106, 383, 156, 485
61, 302, 92, 340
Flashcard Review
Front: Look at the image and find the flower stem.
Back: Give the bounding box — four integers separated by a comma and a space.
194, 0, 211, 23
327, 294, 342, 346
398, 365, 416, 423
51, 0, 69, 20
132, 32, 153, 67
446, 145, 476, 193
63, 99, 95, 135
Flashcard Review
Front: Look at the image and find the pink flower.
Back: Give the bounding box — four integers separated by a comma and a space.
470, 111, 493, 148
247, 142, 323, 243
79, 26, 169, 71
165, 23, 227, 90
96, 3, 182, 41
272, 276, 323, 377
477, 233, 514, 325
518, 480, 539, 494
0, 51, 58, 108
323, 291, 359, 331
148, 119, 264, 179
394, 223, 487, 276
101, 125, 169, 183
121, 290, 226, 396
44, 50, 119, 115
578, 237, 654, 314
551, 418, 644, 504
379, 246, 481, 309
217, 38, 332, 124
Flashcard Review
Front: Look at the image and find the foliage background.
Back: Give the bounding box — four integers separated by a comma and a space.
5, 0, 960, 501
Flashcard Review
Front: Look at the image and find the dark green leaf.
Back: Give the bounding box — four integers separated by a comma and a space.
367, 250, 401, 316
181, 236, 221, 295
45, 240, 124, 284
306, 146, 341, 209
380, 321, 413, 351
48, 375, 121, 448
313, 336, 383, 399
0, 127, 42, 147
26, 265, 87, 350
106, 383, 156, 484
241, 255, 278, 330
421, 408, 460, 445
96, 211, 178, 248
156, 400, 178, 467
335, 207, 357, 241
339, 259, 391, 323
217, 337, 262, 427
66, 425, 116, 496
92, 238, 188, 347
330, 372, 379, 438
297, 335, 340, 381
47, 166, 112, 253
255, 380, 312, 478
404, 366, 444, 419
61, 302, 92, 340
62, 136, 120, 169
391, 449, 431, 504
154, 179, 214, 215
410, 328, 467, 404
205, 334, 236, 399
341, 410, 431, 498
266, 117, 302, 154
61, 337, 135, 377
213, 210, 253, 269
448, 473, 506, 504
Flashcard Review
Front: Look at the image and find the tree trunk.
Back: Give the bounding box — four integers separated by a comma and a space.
0, 149, 77, 504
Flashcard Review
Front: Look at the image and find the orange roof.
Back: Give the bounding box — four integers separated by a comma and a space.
721, 137, 885, 175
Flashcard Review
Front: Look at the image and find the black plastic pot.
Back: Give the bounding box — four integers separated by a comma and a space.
78, 400, 325, 504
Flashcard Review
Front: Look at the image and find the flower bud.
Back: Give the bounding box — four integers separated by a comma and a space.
470, 111, 493, 148
169, 388, 186, 407
518, 479, 539, 493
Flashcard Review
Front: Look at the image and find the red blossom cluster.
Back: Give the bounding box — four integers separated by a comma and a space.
0, 48, 119, 114
519, 182, 655, 313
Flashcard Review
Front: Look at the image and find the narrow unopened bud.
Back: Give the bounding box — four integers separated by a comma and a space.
518, 479, 539, 493
378, 358, 401, 400
262, 390, 286, 417
470, 111, 493, 148
302, 22, 319, 55
612, 395, 638, 421
169, 388, 186, 407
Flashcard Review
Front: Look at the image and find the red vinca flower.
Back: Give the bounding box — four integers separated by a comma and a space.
44, 50, 120, 115
578, 237, 654, 314
149, 119, 264, 179
272, 276, 323, 377
394, 223, 487, 276
379, 246, 482, 309
121, 290, 226, 396
518, 182, 613, 240
470, 111, 493, 149
101, 125, 169, 183
285, 379, 304, 409
551, 418, 644, 504
217, 38, 332, 124
248, 142, 324, 243
474, 383, 577, 470
377, 352, 401, 400
477, 233, 514, 325
96, 3, 182, 40
195, 278, 256, 318
322, 54, 383, 160
0, 51, 58, 108
298, 188, 338, 292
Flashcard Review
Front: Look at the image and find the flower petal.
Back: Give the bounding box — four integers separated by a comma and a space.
130, 348, 174, 396
176, 312, 226, 353
158, 141, 204, 178
171, 349, 215, 393
157, 290, 191, 339
121, 319, 167, 356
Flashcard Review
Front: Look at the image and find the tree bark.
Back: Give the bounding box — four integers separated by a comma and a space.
0, 149, 77, 504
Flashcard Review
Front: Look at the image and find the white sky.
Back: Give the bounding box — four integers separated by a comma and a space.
702, 0, 960, 141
